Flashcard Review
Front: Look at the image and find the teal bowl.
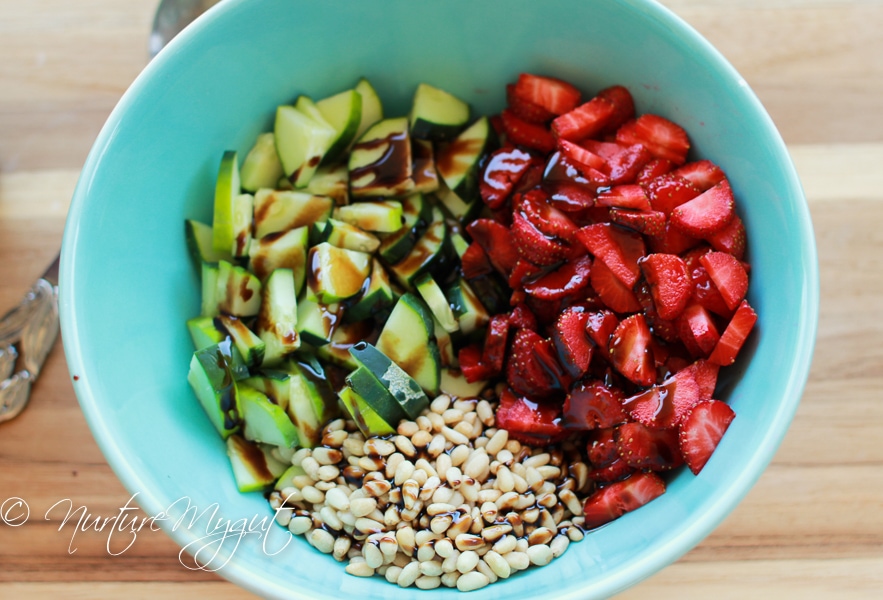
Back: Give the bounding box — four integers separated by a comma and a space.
59, 0, 818, 598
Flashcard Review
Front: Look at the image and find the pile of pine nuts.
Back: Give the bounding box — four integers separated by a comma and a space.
268, 391, 593, 592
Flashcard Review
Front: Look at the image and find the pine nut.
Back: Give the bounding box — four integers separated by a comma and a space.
454, 533, 485, 551
365, 438, 395, 456
430, 395, 452, 414
349, 497, 377, 518
440, 571, 460, 588
504, 551, 530, 571
333, 536, 351, 561
411, 429, 432, 447
427, 411, 445, 431
419, 559, 443, 577
345, 560, 374, 577
551, 534, 571, 558
416, 542, 436, 562
363, 543, 384, 568
394, 435, 417, 458
434, 537, 454, 558
450, 444, 471, 466
457, 571, 490, 592
528, 526, 555, 546
427, 434, 447, 457
456, 550, 480, 573
441, 425, 469, 446
394, 459, 416, 485
313, 447, 343, 465
397, 560, 421, 588
476, 400, 495, 426
415, 575, 441, 590
384, 565, 403, 584
476, 559, 498, 584
484, 550, 511, 578
527, 543, 554, 566
355, 517, 384, 535
308, 529, 335, 554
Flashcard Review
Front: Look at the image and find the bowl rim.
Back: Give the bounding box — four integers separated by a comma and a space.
58, 0, 819, 598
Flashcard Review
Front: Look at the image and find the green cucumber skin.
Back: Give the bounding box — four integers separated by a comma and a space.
345, 366, 409, 426
348, 341, 429, 419
188, 342, 243, 439
409, 83, 470, 142
376, 294, 441, 395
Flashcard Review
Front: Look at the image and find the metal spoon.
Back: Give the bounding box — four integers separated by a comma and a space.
0, 0, 219, 424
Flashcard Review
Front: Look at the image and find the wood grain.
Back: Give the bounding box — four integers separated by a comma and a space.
1, 0, 881, 598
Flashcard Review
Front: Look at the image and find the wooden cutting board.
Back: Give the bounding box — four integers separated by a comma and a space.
1, 1, 881, 598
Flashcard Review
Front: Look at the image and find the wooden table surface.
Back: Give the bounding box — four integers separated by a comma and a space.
1, 1, 881, 598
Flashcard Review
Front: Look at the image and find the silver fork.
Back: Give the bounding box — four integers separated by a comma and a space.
0, 256, 59, 423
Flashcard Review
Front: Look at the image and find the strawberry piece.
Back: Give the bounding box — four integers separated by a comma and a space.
647, 220, 701, 255
558, 139, 607, 174
632, 114, 691, 165
466, 218, 519, 276
511, 212, 570, 266
506, 83, 555, 124
608, 208, 666, 237
576, 223, 645, 288
590, 260, 642, 314
506, 329, 568, 400
682, 246, 733, 317
680, 359, 720, 401
458, 344, 496, 383
609, 313, 655, 387
480, 146, 536, 209
699, 250, 749, 311
585, 309, 620, 353
596, 85, 636, 132
673, 159, 726, 192
586, 427, 620, 467
552, 308, 593, 379
508, 303, 538, 332
563, 379, 628, 429
508, 258, 544, 289
582, 472, 666, 530
708, 300, 757, 366
513, 73, 582, 116
616, 422, 684, 471
679, 399, 735, 474
676, 302, 721, 357
706, 214, 747, 260
501, 108, 555, 153
645, 173, 702, 216
596, 184, 652, 211
589, 456, 635, 483
482, 314, 511, 374
622, 368, 701, 429
634, 279, 680, 344
636, 157, 675, 183
547, 182, 596, 214
544, 149, 611, 194
523, 254, 593, 301
582, 140, 652, 186
461, 241, 493, 279
552, 96, 616, 141
671, 179, 736, 237
495, 387, 568, 443
518, 189, 579, 243
639, 253, 692, 321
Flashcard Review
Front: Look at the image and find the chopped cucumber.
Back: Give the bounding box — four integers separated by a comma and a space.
247, 226, 310, 293
288, 353, 340, 426
200, 262, 220, 317
316, 88, 362, 165
333, 200, 404, 233
315, 320, 373, 371
440, 368, 488, 400
185, 220, 230, 266
186, 315, 226, 350
313, 218, 381, 254
241, 369, 291, 411
255, 268, 300, 367
411, 139, 440, 193
187, 343, 242, 439
253, 189, 334, 239
274, 464, 307, 492
415, 273, 459, 333
286, 369, 323, 448
274, 104, 337, 188
239, 386, 299, 448
215, 260, 262, 317
345, 365, 408, 427
436, 116, 496, 215
231, 193, 254, 258
433, 316, 457, 368
307, 242, 371, 303
338, 385, 395, 438
212, 150, 241, 254
376, 293, 440, 395
446, 277, 490, 336
226, 434, 288, 492
389, 207, 450, 290
349, 341, 429, 419
345, 258, 395, 323
296, 296, 341, 347
241, 132, 284, 192
305, 163, 349, 206
353, 77, 383, 142
409, 82, 470, 141
217, 314, 265, 369
348, 117, 415, 198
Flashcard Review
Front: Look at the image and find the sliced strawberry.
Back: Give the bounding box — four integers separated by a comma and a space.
645, 173, 702, 216
558, 139, 607, 173
582, 140, 652, 186
708, 300, 757, 366
510, 212, 570, 266
636, 157, 675, 183
585, 310, 620, 353
699, 250, 749, 311
673, 159, 726, 192
479, 146, 536, 209
633, 279, 680, 344
524, 254, 593, 301
639, 253, 692, 321
506, 329, 568, 400
682, 246, 733, 318
596, 184, 651, 211
679, 399, 735, 474
461, 241, 493, 279
670, 179, 736, 237
706, 214, 747, 260
552, 309, 594, 379
543, 149, 611, 194
596, 85, 636, 132
501, 108, 555, 153
508, 258, 545, 289
547, 181, 597, 213
481, 314, 511, 374
576, 223, 645, 288
616, 422, 684, 471
590, 260, 643, 314
647, 220, 701, 255
621, 367, 700, 429
518, 189, 579, 243
506, 83, 555, 124
563, 379, 628, 429
582, 472, 666, 530
586, 427, 620, 467
676, 302, 721, 357
507, 303, 538, 332
466, 218, 519, 276
495, 387, 568, 444
552, 96, 616, 141
632, 114, 690, 165
513, 73, 582, 116
458, 343, 496, 383
588, 456, 635, 483
609, 313, 655, 387
608, 207, 666, 237
679, 359, 720, 401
